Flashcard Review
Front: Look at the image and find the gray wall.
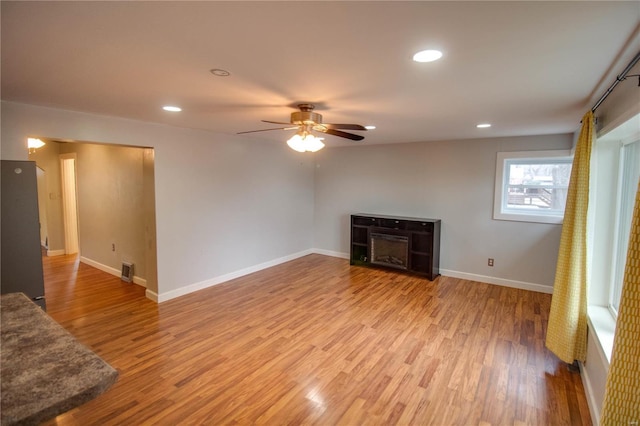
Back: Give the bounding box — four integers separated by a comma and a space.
313, 134, 573, 289
1, 101, 316, 300
3, 100, 571, 296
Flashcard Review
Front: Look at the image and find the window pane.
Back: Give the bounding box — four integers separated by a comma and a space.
494, 150, 572, 224
505, 161, 572, 213
611, 140, 640, 314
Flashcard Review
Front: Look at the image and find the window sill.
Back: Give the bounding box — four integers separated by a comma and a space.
587, 305, 616, 365
493, 211, 564, 224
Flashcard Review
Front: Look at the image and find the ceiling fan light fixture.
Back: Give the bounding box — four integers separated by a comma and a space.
287, 134, 307, 152
413, 49, 443, 63
240, 104, 365, 145
287, 133, 324, 153
364, 125, 376, 130
305, 136, 325, 153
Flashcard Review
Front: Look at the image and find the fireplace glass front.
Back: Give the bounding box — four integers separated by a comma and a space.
370, 233, 409, 270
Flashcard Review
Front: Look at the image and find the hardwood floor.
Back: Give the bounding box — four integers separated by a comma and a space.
42, 253, 591, 425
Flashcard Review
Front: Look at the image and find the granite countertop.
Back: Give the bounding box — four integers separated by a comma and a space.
1, 293, 118, 425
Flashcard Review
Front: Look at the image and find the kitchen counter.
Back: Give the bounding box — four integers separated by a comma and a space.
0, 293, 118, 425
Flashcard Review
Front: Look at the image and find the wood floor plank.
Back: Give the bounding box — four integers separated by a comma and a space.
39, 253, 592, 425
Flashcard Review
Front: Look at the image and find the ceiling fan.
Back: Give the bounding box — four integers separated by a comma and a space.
237, 104, 367, 144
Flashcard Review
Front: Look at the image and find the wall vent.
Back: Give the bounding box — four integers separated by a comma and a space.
121, 262, 134, 283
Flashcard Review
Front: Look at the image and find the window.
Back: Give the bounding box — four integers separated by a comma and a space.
590, 112, 640, 322
494, 150, 573, 224
587, 113, 640, 365
610, 138, 639, 314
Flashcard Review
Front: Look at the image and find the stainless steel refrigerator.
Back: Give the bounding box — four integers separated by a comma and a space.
1, 160, 46, 310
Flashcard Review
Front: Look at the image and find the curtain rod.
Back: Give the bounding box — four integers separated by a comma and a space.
591, 50, 640, 113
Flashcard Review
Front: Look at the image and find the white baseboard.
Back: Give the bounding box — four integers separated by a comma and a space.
47, 249, 66, 257
311, 251, 553, 294
79, 256, 147, 288
439, 269, 553, 294
132, 276, 146, 287
155, 249, 314, 303
145, 289, 159, 303
312, 248, 349, 259
150, 250, 552, 303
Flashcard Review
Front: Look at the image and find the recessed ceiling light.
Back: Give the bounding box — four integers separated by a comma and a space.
413, 49, 443, 63
210, 68, 231, 77
163, 106, 182, 112
477, 123, 491, 128
365, 125, 376, 130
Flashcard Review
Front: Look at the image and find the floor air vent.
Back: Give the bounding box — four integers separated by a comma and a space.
121, 262, 134, 283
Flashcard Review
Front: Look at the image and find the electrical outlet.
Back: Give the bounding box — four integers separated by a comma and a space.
488, 258, 494, 267
112, 243, 116, 252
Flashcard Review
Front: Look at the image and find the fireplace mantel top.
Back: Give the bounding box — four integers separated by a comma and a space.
353, 213, 440, 223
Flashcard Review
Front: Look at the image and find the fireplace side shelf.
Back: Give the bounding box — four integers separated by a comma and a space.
350, 214, 441, 280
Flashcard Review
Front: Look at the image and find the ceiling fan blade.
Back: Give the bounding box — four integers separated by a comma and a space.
237, 126, 297, 134
262, 120, 294, 125
323, 123, 367, 131
320, 128, 365, 141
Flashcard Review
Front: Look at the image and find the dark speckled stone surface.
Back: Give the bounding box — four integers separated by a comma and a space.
1, 293, 118, 425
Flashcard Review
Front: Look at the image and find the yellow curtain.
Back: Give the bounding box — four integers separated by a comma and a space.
545, 111, 594, 363
600, 180, 640, 424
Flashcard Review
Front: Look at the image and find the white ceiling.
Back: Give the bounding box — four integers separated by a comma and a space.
2, 1, 639, 148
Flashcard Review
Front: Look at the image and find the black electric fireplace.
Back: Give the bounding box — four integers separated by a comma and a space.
350, 214, 441, 280
370, 233, 409, 270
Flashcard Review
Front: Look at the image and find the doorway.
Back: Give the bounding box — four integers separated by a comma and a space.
31, 141, 158, 300
60, 153, 79, 255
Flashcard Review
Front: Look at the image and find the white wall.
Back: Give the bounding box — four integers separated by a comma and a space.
313, 134, 573, 291
1, 101, 315, 301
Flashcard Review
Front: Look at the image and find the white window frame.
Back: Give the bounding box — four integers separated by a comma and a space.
608, 136, 639, 316
588, 112, 640, 364
493, 150, 573, 224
